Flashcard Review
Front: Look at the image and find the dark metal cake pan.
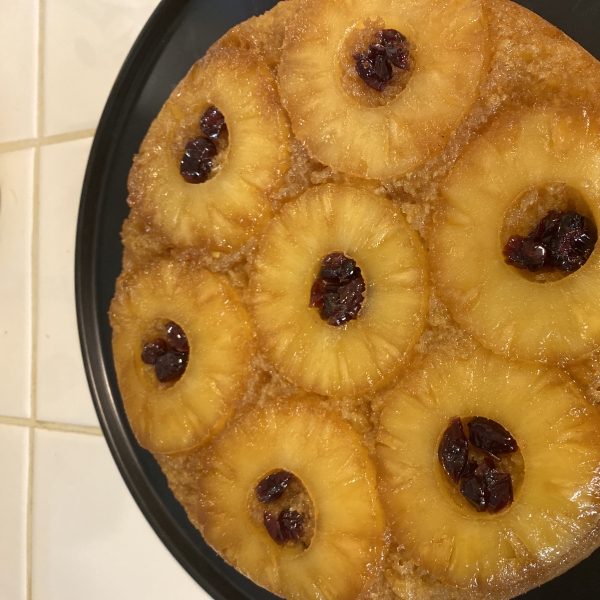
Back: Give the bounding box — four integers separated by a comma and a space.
75, 1, 600, 598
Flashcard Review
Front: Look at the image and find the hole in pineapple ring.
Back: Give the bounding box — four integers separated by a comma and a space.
140, 319, 190, 386
309, 252, 366, 327
436, 416, 524, 517
500, 183, 598, 282
176, 105, 230, 185
250, 470, 315, 550
339, 17, 415, 108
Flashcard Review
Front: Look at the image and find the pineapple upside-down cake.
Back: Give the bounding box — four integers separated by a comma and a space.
110, 0, 600, 597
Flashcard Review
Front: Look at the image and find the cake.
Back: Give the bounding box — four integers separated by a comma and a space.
110, 0, 600, 597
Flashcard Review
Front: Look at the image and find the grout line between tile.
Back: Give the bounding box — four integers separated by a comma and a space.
26, 134, 39, 600
31, 140, 40, 427
35, 421, 104, 436
31, 0, 46, 428
0, 139, 37, 154
31, 140, 40, 424
27, 0, 45, 596
38, 0, 45, 141
0, 416, 34, 428
0, 414, 103, 436
0, 129, 97, 155
26, 429, 34, 600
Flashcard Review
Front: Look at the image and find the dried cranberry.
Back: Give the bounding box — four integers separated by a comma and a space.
256, 471, 294, 504
180, 137, 217, 184
438, 417, 469, 484
263, 511, 284, 545
440, 416, 516, 513
504, 236, 547, 271
165, 321, 189, 353
485, 469, 513, 513
320, 253, 360, 280
378, 29, 410, 70
551, 211, 597, 272
468, 417, 518, 456
279, 510, 304, 542
503, 209, 597, 273
141, 322, 190, 383
462, 459, 479, 480
354, 28, 410, 92
141, 338, 168, 365
355, 48, 393, 91
154, 351, 188, 383
200, 106, 227, 139
480, 457, 495, 472
309, 252, 366, 326
533, 210, 562, 248
459, 470, 487, 512
263, 510, 305, 545
459, 453, 514, 513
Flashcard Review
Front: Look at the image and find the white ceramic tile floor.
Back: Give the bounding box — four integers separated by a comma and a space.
37, 138, 98, 427
0, 149, 34, 419
43, 0, 160, 136
0, 0, 215, 597
0, 0, 38, 144
0, 424, 29, 600
31, 429, 209, 600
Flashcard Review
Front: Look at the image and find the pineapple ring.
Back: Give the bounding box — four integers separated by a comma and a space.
248, 184, 429, 397
431, 109, 600, 363
196, 398, 385, 600
278, 0, 488, 180
110, 260, 253, 453
128, 46, 290, 251
376, 347, 600, 593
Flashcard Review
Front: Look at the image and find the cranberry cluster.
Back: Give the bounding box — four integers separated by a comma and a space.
263, 510, 305, 545
438, 417, 518, 513
309, 252, 366, 326
354, 29, 411, 92
179, 106, 227, 184
256, 471, 294, 503
141, 321, 189, 383
503, 209, 597, 273
255, 471, 305, 545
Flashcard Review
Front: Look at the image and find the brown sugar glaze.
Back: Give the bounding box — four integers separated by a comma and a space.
116, 0, 600, 598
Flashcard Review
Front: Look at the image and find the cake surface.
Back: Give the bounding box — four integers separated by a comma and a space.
110, 0, 600, 598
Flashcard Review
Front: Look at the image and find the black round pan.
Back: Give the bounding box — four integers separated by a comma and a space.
75, 1, 600, 598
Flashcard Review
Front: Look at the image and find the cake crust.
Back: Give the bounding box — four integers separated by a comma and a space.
111, 1, 600, 598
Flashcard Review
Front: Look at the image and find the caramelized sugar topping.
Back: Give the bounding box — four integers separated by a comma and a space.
439, 417, 518, 514
309, 252, 366, 326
